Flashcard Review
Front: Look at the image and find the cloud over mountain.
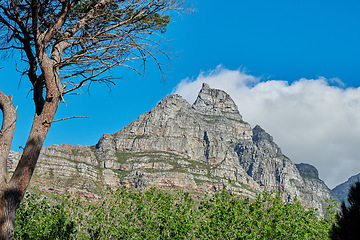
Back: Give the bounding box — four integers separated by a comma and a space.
173, 66, 360, 188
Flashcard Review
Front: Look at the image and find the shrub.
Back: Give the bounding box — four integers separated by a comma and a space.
14, 194, 76, 239
15, 188, 335, 239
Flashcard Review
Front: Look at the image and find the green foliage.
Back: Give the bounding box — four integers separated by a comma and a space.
15, 189, 335, 239
66, 188, 198, 239
196, 191, 334, 240
14, 194, 76, 239
330, 181, 360, 240
70, 0, 171, 34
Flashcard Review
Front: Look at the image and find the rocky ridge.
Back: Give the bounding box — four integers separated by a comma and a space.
332, 173, 360, 205
7, 83, 334, 214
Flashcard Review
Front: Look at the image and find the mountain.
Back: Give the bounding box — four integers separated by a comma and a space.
7, 83, 334, 215
332, 173, 360, 205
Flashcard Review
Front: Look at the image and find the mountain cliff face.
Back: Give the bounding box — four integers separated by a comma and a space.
7, 83, 334, 214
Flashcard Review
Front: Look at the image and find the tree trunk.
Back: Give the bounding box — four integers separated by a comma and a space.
0, 185, 21, 239
0, 91, 17, 239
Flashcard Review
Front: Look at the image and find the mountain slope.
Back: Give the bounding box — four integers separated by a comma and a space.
7, 83, 334, 215
332, 173, 360, 205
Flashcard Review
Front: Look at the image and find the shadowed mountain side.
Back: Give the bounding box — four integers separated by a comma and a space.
332, 173, 360, 205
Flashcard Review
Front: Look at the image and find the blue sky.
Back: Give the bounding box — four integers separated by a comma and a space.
1, 0, 360, 188
168, 0, 360, 85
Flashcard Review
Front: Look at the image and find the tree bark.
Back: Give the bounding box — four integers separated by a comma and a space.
0, 184, 21, 239
0, 91, 17, 239
0, 92, 16, 184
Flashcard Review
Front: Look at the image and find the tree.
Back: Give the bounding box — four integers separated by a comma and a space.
0, 0, 188, 238
330, 181, 360, 240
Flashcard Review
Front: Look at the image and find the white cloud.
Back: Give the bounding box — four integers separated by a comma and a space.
173, 66, 360, 189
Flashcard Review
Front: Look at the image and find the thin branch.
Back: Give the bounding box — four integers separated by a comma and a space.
41, 0, 76, 45
0, 14, 25, 42
63, 60, 118, 94
51, 115, 89, 123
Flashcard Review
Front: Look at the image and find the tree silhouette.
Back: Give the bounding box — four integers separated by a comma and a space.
330, 181, 360, 240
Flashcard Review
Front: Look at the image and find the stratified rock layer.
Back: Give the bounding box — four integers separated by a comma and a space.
7, 83, 334, 215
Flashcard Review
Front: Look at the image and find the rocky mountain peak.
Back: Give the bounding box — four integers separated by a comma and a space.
252, 125, 282, 156
332, 173, 360, 205
156, 94, 188, 109
295, 163, 319, 179
149, 94, 193, 120
252, 125, 272, 142
192, 83, 242, 121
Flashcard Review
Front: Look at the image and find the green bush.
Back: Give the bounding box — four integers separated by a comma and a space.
66, 188, 198, 239
14, 194, 76, 239
196, 191, 334, 240
15, 188, 335, 239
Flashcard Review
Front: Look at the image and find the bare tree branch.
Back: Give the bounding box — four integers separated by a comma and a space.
51, 115, 89, 123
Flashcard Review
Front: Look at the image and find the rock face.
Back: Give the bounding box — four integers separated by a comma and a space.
192, 83, 242, 121
234, 125, 333, 213
96, 83, 258, 197
296, 163, 319, 179
332, 173, 360, 205
7, 83, 334, 215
